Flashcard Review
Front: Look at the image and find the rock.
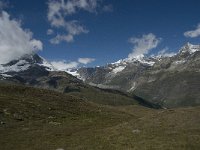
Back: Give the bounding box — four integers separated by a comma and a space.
13, 113, 24, 121
0, 121, 6, 125
132, 129, 141, 134
49, 121, 61, 126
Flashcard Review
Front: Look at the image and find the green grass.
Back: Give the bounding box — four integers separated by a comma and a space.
0, 84, 200, 150
70, 86, 139, 106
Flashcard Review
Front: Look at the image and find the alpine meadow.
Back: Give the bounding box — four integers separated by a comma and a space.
0, 0, 200, 150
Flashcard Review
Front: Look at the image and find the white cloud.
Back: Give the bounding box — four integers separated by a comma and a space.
128, 33, 161, 58
50, 34, 74, 44
51, 61, 79, 71
65, 20, 89, 35
47, 0, 98, 44
0, 11, 43, 64
184, 24, 200, 38
157, 47, 176, 57
49, 20, 89, 44
48, 0, 99, 23
78, 57, 95, 64
49, 21, 88, 44
102, 4, 113, 12
0, 1, 8, 10
51, 57, 95, 70
47, 29, 54, 35
47, 0, 111, 44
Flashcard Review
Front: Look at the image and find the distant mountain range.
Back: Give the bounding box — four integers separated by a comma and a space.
0, 43, 200, 108
0, 53, 138, 107
77, 43, 200, 108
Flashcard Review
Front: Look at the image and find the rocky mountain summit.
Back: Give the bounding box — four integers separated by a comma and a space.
0, 54, 84, 93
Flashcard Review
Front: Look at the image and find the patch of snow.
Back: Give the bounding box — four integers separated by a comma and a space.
124, 54, 155, 66
112, 66, 125, 74
143, 60, 155, 66
128, 82, 136, 92
111, 59, 123, 65
38, 57, 55, 71
0, 60, 30, 73
1, 74, 12, 78
180, 43, 200, 54
174, 60, 186, 64
66, 69, 84, 80
66, 70, 79, 77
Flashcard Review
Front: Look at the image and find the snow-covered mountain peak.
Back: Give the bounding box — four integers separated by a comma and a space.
0, 53, 55, 75
111, 54, 156, 68
122, 54, 155, 66
111, 59, 123, 65
0, 59, 31, 74
179, 43, 200, 54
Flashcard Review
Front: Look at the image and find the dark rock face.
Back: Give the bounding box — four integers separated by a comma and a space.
78, 67, 112, 84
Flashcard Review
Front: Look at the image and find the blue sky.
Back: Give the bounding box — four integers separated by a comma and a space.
1, 0, 200, 67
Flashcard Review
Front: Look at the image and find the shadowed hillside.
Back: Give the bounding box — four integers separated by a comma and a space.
0, 84, 200, 150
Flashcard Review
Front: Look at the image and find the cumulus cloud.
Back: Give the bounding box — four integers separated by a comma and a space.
78, 57, 95, 64
51, 57, 95, 71
184, 24, 200, 38
128, 33, 161, 58
47, 29, 54, 35
65, 20, 88, 35
49, 21, 88, 44
0, 11, 43, 64
102, 4, 113, 12
50, 34, 74, 44
51, 60, 79, 70
47, 0, 98, 44
157, 47, 176, 57
0, 1, 8, 10
47, 0, 111, 44
48, 0, 99, 19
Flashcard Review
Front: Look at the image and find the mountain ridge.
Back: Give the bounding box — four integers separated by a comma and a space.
0, 42, 200, 108
76, 42, 200, 108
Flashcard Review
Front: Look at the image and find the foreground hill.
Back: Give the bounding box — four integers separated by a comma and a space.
0, 84, 200, 150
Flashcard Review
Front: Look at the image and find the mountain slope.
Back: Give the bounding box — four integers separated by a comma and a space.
0, 54, 139, 106
77, 54, 157, 89
0, 84, 200, 150
1, 43, 200, 108
77, 43, 200, 108
134, 43, 200, 108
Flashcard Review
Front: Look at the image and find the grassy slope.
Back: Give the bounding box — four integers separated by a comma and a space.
0, 84, 200, 150
70, 87, 139, 106
134, 71, 200, 108
0, 71, 138, 106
